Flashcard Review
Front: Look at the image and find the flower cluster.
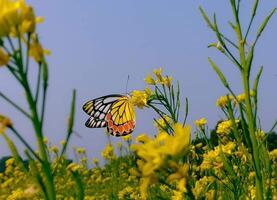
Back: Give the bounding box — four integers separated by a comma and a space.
144, 68, 172, 87
131, 123, 191, 199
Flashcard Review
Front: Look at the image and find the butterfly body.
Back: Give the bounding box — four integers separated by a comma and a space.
83, 94, 136, 137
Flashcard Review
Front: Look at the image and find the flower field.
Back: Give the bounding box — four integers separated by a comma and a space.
0, 0, 276, 199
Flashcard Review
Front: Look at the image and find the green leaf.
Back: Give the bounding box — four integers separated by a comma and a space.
199, 6, 214, 30
256, 8, 276, 43
2, 134, 26, 172
72, 171, 84, 200
208, 57, 229, 88
251, 0, 259, 17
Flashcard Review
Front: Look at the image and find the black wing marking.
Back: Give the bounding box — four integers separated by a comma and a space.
85, 117, 107, 128
83, 94, 123, 128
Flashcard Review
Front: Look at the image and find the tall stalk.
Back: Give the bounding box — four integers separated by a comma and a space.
200, 1, 276, 199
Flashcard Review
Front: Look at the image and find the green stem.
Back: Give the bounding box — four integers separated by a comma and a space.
25, 33, 31, 74
230, 2, 264, 197
35, 64, 42, 103
243, 74, 263, 199
21, 74, 56, 200
14, 29, 56, 199
9, 126, 42, 162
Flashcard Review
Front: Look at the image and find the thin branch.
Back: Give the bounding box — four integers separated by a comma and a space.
9, 126, 42, 162
0, 92, 31, 119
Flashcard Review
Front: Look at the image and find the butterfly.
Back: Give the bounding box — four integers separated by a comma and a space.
82, 94, 136, 137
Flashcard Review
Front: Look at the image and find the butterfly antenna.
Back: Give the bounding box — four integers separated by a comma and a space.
73, 130, 82, 139
125, 75, 130, 94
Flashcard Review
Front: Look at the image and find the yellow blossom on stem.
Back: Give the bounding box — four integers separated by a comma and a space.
29, 35, 50, 63
135, 134, 151, 143
216, 119, 239, 136
192, 176, 215, 198
50, 145, 59, 154
216, 95, 233, 108
0, 114, 12, 134
167, 163, 189, 182
172, 178, 187, 200
92, 158, 99, 166
235, 91, 255, 104
130, 90, 148, 109
153, 67, 163, 82
200, 142, 236, 171
160, 123, 191, 156
144, 73, 156, 85
163, 76, 172, 87
101, 143, 116, 161
144, 87, 153, 97
0, 48, 10, 66
132, 123, 190, 178
67, 163, 82, 172
122, 134, 132, 142
194, 117, 207, 129
76, 147, 85, 154
0, 0, 40, 37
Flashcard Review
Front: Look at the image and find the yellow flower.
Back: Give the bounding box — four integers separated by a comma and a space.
67, 163, 82, 172
269, 149, 277, 160
117, 142, 122, 149
50, 145, 59, 154
194, 117, 207, 129
144, 87, 153, 97
0, 0, 40, 37
135, 134, 151, 143
43, 137, 48, 144
118, 186, 136, 200
205, 189, 215, 200
76, 147, 85, 154
153, 67, 163, 82
216, 119, 239, 136
29, 35, 50, 63
192, 176, 215, 198
160, 123, 191, 156
60, 140, 66, 146
101, 143, 116, 161
167, 163, 189, 182
130, 90, 148, 109
236, 93, 246, 103
0, 48, 10, 66
129, 167, 140, 177
132, 123, 190, 177
0, 114, 12, 134
140, 177, 156, 200
144, 73, 156, 85
256, 129, 265, 139
163, 76, 172, 87
216, 95, 233, 108
200, 142, 236, 171
122, 134, 132, 142
92, 158, 99, 166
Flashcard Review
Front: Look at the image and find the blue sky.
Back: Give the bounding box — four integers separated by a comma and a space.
0, 1, 276, 162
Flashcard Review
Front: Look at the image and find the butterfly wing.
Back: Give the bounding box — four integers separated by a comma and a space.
83, 94, 123, 128
105, 96, 136, 136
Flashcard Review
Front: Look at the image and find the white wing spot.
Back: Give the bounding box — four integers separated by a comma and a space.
95, 111, 100, 117
96, 121, 101, 127
99, 113, 105, 120
99, 105, 105, 111
103, 104, 111, 113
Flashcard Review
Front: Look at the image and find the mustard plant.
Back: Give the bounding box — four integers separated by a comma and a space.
200, 1, 276, 199
0, 1, 76, 199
